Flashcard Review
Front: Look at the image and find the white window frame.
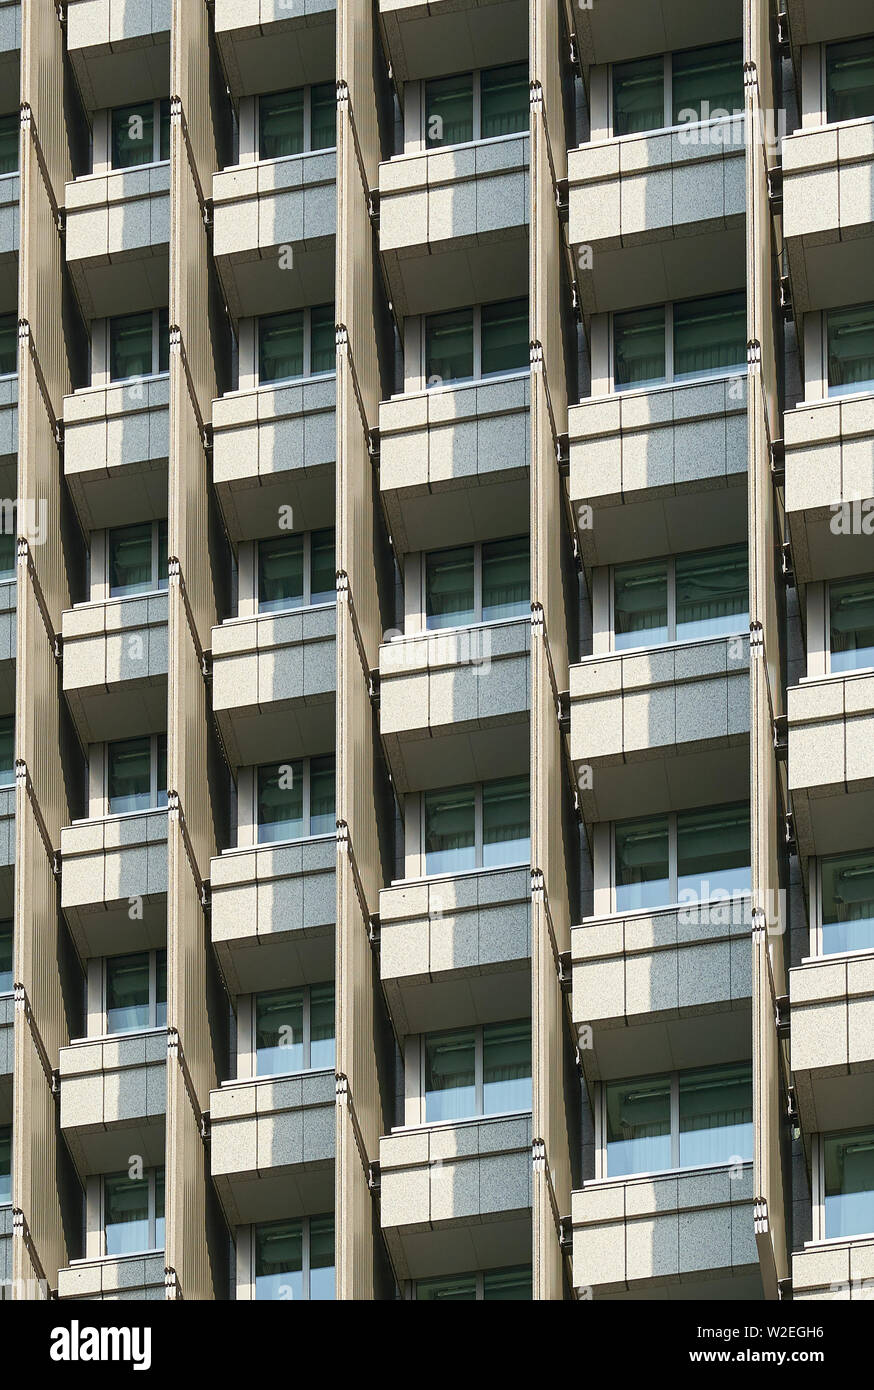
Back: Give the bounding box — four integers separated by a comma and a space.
106, 518, 168, 599
822, 303, 874, 401
821, 36, 874, 129
101, 1167, 164, 1258
250, 982, 336, 1077
421, 64, 527, 148
608, 43, 745, 139
825, 574, 874, 677
256, 83, 337, 161
811, 850, 874, 959
610, 804, 751, 913
103, 948, 166, 1035
242, 1214, 334, 1301
105, 307, 168, 383
109, 98, 168, 169
255, 754, 334, 847
104, 732, 167, 817
255, 530, 335, 614
608, 547, 749, 652
419, 779, 530, 878
256, 304, 334, 386
418, 1020, 532, 1125
608, 296, 747, 394
421, 537, 529, 631
422, 301, 530, 389
812, 1130, 874, 1244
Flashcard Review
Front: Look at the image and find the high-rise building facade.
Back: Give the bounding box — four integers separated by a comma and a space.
0, 0, 872, 1303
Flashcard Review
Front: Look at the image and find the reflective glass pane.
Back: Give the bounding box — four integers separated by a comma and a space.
158, 308, 169, 373
425, 545, 475, 629
417, 1273, 477, 1301
482, 775, 530, 868
259, 89, 304, 160
309, 1214, 335, 1300
826, 36, 874, 124
0, 312, 15, 374
425, 72, 473, 148
256, 987, 304, 1075
255, 1218, 303, 1300
613, 559, 668, 650
159, 100, 170, 162
110, 312, 154, 381
615, 814, 670, 912
424, 785, 475, 875
309, 755, 335, 835
155, 1167, 165, 1250
425, 308, 474, 386
827, 304, 874, 396
109, 522, 153, 596
0, 714, 13, 785
482, 536, 529, 621
481, 298, 528, 377
425, 1028, 476, 1122
483, 1020, 531, 1114
675, 544, 748, 642
830, 575, 874, 673
257, 760, 303, 843
111, 103, 155, 168
106, 952, 150, 1033
258, 535, 304, 613
311, 83, 336, 151
825, 1130, 874, 1239
155, 950, 167, 1028
0, 1125, 9, 1204
677, 802, 750, 902
821, 849, 874, 955
156, 734, 167, 809
606, 1075, 671, 1176
310, 303, 335, 375
259, 311, 304, 383
480, 63, 528, 138
483, 1266, 532, 1300
671, 42, 743, 124
613, 305, 665, 390
0, 923, 11, 993
0, 529, 13, 579
310, 528, 336, 604
613, 55, 664, 136
679, 1064, 752, 1168
673, 291, 746, 381
156, 519, 168, 589
108, 736, 152, 813
104, 1173, 150, 1255
0, 112, 18, 175
309, 983, 335, 1069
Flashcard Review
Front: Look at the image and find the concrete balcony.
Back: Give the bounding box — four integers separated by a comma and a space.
210, 1069, 335, 1227
59, 1027, 167, 1177
785, 393, 874, 586
379, 374, 529, 553
57, 1252, 166, 1301
575, 0, 741, 70
63, 377, 169, 534
210, 836, 335, 996
792, 1238, 874, 1301
212, 152, 335, 321
790, 953, 874, 1134
378, 134, 529, 319
0, 784, 14, 916
569, 122, 745, 318
62, 593, 168, 748
214, 0, 335, 103
783, 119, 874, 316
788, 671, 874, 863
569, 375, 748, 572
572, 1164, 761, 1299
66, 0, 171, 111
0, 374, 17, 473
379, 865, 531, 1035
212, 377, 335, 545
570, 635, 750, 824
65, 166, 170, 320
211, 605, 335, 768
379, 617, 529, 794
379, 1113, 532, 1282
784, 0, 873, 68
377, 0, 526, 84
60, 810, 168, 960
572, 900, 753, 1086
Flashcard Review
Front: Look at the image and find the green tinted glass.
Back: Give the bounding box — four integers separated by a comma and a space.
606, 1075, 672, 1175
613, 305, 665, 389
310, 303, 335, 374
482, 1019, 531, 1114
481, 298, 528, 376
483, 1267, 532, 1300
425, 1028, 476, 1122
309, 755, 335, 835
259, 88, 304, 159
482, 775, 529, 868
109, 521, 153, 596
679, 1063, 752, 1167
0, 1125, 9, 1203
827, 304, 874, 396
613, 55, 663, 136
821, 849, 874, 955
0, 112, 18, 175
259, 311, 304, 382
257, 760, 303, 842
110, 312, 154, 381
0, 528, 15, 579
310, 528, 336, 603
425, 545, 475, 628
830, 575, 874, 672
671, 42, 743, 123
417, 1273, 477, 1301
480, 63, 528, 138
824, 1130, 874, 1239
676, 802, 750, 900
0, 313, 15, 375
482, 536, 529, 621
425, 72, 473, 147
425, 308, 474, 385
309, 982, 335, 1068
107, 735, 152, 813
673, 291, 746, 380
0, 922, 12, 993
310, 82, 336, 151
0, 714, 14, 784
258, 535, 305, 612
613, 558, 668, 649
826, 36, 874, 124
159, 99, 170, 161
424, 785, 475, 874
106, 951, 150, 1033
256, 987, 304, 1073
111, 103, 155, 169
614, 813, 670, 911
104, 1172, 150, 1255
675, 544, 748, 641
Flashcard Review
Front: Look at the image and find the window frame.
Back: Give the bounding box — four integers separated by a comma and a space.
422, 300, 530, 389
825, 573, 874, 676
421, 536, 530, 632
103, 948, 167, 1036
248, 1213, 335, 1301
0, 713, 14, 788
813, 1128, 874, 1244
106, 308, 169, 383
256, 304, 335, 387
0, 919, 11, 995
822, 34, 874, 129
411, 1265, 532, 1300
812, 849, 874, 959
105, 732, 168, 817
822, 303, 874, 400
608, 545, 749, 652
106, 518, 168, 599
0, 310, 16, 378
100, 1166, 164, 1258
256, 83, 337, 162
608, 293, 747, 394
251, 981, 336, 1078
420, 1019, 532, 1125
421, 63, 528, 150
608, 41, 745, 139
0, 1123, 10, 1206
610, 802, 751, 914
256, 528, 336, 614
109, 98, 170, 170
419, 776, 531, 878
254, 753, 336, 847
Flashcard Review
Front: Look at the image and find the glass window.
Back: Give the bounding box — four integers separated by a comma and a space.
614, 814, 670, 913
673, 291, 746, 381
105, 949, 166, 1034
259, 89, 304, 159
820, 849, 874, 955
606, 1075, 672, 1176
0, 714, 13, 785
254, 983, 335, 1075
483, 1266, 532, 1299
258, 535, 304, 612
830, 575, 874, 673
424, 1021, 530, 1123
109, 311, 153, 381
310, 82, 336, 152
0, 527, 14, 580
482, 1019, 532, 1113
675, 545, 749, 642
614, 559, 669, 649
158, 99, 170, 163
482, 775, 530, 868
827, 304, 874, 397
606, 1065, 752, 1177
309, 755, 336, 835
0, 921, 11, 993
0, 313, 16, 374
481, 298, 528, 377
424, 784, 476, 875
310, 983, 335, 1068
108, 521, 164, 596
416, 1272, 477, 1301
416, 1266, 531, 1300
111, 102, 155, 169
826, 36, 874, 125
256, 756, 335, 844
678, 1063, 752, 1167
425, 72, 473, 148
0, 1125, 9, 1204
482, 536, 529, 622
613, 55, 664, 136
424, 537, 529, 629
104, 1168, 163, 1255
425, 308, 474, 386
310, 303, 335, 375
676, 803, 750, 901
613, 304, 666, 390
424, 777, 529, 875
107, 734, 167, 814
425, 545, 475, 629
0, 112, 18, 175
425, 1028, 476, 1122
310, 529, 336, 604
254, 1214, 334, 1300
480, 63, 528, 139
824, 1130, 874, 1239
671, 42, 743, 124
259, 310, 303, 383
